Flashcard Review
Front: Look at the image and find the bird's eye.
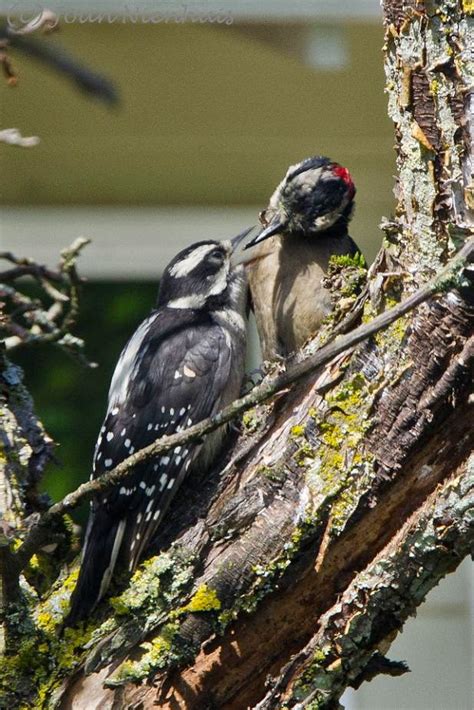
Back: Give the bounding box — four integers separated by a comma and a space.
207, 249, 225, 267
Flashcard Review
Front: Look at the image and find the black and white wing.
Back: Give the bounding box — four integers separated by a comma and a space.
67, 310, 233, 623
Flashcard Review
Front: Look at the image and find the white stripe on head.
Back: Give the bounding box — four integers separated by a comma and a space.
206, 264, 229, 297
167, 266, 229, 308
169, 244, 217, 278
167, 294, 207, 310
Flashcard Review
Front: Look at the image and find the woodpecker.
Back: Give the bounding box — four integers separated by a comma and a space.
245, 156, 361, 360
67, 231, 251, 624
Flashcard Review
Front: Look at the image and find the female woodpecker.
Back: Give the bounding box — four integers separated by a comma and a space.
67, 231, 251, 624
245, 156, 361, 360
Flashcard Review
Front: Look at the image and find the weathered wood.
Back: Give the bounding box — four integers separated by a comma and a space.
254, 459, 474, 709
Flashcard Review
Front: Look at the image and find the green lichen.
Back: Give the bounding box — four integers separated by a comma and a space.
291, 645, 345, 707
242, 408, 260, 433
109, 621, 180, 685
217, 517, 321, 631
328, 252, 367, 270
374, 299, 409, 352
302, 372, 376, 536
1, 547, 198, 707
35, 568, 79, 634
109, 548, 195, 617
0, 586, 97, 710
217, 607, 238, 628
295, 440, 317, 467
322, 253, 368, 321
291, 424, 318, 466
330, 489, 359, 529
25, 520, 77, 598
361, 299, 376, 324
312, 648, 328, 664
257, 463, 287, 483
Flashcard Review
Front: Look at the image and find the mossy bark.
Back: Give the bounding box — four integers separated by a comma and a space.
0, 351, 55, 656
1, 1, 474, 708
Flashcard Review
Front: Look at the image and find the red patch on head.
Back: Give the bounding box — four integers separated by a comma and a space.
333, 164, 355, 198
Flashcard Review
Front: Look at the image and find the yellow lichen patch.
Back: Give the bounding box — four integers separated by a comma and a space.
36, 610, 56, 635
361, 299, 376, 324
242, 408, 259, 433
429, 78, 439, 96
108, 594, 129, 616
35, 568, 79, 633
28, 554, 40, 570
462, 0, 474, 13
374, 307, 408, 351
302, 371, 376, 535
110, 622, 180, 684
0, 597, 96, 709
180, 583, 221, 613
330, 489, 358, 527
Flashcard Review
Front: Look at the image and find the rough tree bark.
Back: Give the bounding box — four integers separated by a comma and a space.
1, 2, 473, 709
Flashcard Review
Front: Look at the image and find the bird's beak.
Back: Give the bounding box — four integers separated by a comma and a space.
230, 225, 256, 250
230, 226, 266, 266
243, 217, 285, 250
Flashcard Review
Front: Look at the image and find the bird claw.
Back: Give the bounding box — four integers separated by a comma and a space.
242, 367, 265, 393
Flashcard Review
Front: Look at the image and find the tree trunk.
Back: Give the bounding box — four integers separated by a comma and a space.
1, 2, 473, 709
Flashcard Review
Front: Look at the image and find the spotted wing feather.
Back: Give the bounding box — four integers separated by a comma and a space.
67, 310, 232, 622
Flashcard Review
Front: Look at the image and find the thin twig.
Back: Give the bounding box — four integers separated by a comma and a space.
1, 23, 119, 105
0, 254, 65, 283
14, 238, 474, 570
0, 238, 93, 364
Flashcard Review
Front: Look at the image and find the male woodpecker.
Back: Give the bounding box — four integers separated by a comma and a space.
67, 231, 251, 624
245, 156, 361, 360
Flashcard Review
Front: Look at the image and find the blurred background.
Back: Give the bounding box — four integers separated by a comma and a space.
0, 1, 472, 708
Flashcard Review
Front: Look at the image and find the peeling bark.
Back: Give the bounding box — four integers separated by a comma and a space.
254, 459, 474, 709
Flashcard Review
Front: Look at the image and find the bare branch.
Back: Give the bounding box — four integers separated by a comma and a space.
0, 20, 119, 104
0, 237, 95, 365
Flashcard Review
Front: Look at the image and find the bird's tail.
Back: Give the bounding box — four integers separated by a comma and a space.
66, 512, 126, 626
